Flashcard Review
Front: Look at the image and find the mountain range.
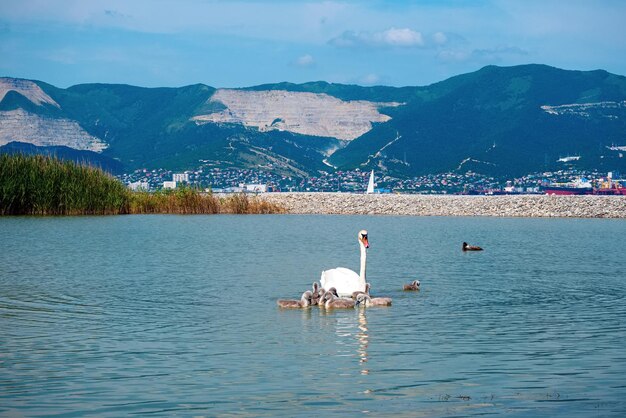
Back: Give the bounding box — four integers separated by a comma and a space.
1, 64, 625, 178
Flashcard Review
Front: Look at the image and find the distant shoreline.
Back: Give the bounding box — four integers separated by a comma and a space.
259, 193, 626, 218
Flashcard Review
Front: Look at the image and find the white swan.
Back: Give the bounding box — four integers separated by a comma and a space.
320, 230, 369, 297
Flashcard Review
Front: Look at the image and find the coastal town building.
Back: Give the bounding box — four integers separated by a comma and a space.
128, 181, 149, 191
173, 173, 189, 183
244, 184, 267, 193
118, 166, 615, 195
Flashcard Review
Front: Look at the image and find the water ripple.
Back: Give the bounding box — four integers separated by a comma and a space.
1, 215, 625, 416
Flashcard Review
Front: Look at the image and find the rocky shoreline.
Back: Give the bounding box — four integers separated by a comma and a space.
260, 193, 626, 218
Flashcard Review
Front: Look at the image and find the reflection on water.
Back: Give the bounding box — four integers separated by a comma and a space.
317, 302, 371, 377
357, 308, 369, 375
323, 306, 370, 375
1, 215, 626, 417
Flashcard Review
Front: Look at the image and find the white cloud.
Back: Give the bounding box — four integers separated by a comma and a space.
295, 54, 315, 67
437, 50, 470, 62
377, 28, 424, 47
3, 0, 626, 87
330, 27, 425, 48
0, 0, 356, 43
432, 32, 447, 46
360, 73, 380, 85
438, 45, 528, 63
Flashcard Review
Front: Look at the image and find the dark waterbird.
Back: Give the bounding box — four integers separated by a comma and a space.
462, 242, 483, 251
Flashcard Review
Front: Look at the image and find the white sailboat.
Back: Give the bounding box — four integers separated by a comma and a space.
366, 170, 375, 194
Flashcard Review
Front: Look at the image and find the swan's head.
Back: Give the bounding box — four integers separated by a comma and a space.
301, 290, 313, 307
355, 293, 371, 305
322, 291, 335, 304
321, 288, 338, 303
358, 230, 369, 248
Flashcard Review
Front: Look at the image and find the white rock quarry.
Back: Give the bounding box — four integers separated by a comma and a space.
0, 109, 107, 152
541, 101, 625, 117
192, 89, 402, 141
0, 78, 60, 108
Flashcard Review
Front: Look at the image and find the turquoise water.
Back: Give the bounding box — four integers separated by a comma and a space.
1, 215, 625, 416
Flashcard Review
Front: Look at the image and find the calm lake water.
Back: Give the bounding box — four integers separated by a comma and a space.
1, 214, 625, 417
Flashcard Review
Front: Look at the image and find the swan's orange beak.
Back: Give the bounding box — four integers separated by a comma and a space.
362, 236, 369, 248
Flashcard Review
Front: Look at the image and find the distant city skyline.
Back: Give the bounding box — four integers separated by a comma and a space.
1, 0, 625, 88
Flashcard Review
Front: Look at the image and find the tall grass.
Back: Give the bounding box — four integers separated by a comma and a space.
0, 154, 128, 215
127, 188, 283, 214
0, 154, 284, 216
219, 191, 284, 214
129, 187, 221, 214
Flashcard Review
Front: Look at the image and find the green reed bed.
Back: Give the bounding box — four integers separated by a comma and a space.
1, 154, 128, 215
0, 154, 284, 216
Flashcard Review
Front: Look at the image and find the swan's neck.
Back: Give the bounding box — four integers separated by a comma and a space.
359, 242, 367, 285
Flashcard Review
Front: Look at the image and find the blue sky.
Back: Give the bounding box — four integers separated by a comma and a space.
1, 0, 625, 88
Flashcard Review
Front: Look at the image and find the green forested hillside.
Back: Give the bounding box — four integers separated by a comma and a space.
2, 64, 625, 178
328, 65, 626, 176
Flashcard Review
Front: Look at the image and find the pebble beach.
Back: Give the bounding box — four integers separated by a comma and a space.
260, 193, 626, 218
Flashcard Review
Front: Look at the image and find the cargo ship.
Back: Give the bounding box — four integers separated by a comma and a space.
594, 172, 626, 195
542, 178, 594, 195
543, 173, 626, 195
